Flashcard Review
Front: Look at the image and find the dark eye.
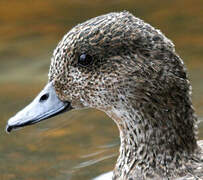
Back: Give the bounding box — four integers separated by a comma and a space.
78, 54, 93, 67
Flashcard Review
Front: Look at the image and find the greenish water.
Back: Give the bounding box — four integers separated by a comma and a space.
0, 0, 203, 180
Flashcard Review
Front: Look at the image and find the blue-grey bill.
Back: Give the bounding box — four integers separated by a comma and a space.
6, 82, 72, 133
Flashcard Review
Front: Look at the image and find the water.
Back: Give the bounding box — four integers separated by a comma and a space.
0, 0, 203, 179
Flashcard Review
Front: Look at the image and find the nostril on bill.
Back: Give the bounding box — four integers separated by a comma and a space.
39, 93, 49, 102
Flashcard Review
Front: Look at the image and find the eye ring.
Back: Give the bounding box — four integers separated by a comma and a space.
78, 53, 93, 67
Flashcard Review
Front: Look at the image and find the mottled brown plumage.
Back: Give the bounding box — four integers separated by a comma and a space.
7, 11, 203, 179
48, 11, 203, 179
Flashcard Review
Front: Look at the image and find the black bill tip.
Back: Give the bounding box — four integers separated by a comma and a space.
6, 124, 13, 133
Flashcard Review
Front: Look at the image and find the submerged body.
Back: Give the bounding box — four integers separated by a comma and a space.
6, 12, 203, 179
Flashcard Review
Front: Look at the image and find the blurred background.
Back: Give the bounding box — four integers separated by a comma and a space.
0, 0, 203, 180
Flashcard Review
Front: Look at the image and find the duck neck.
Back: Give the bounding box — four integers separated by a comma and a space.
107, 96, 198, 179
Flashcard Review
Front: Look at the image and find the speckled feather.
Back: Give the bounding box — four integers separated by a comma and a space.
48, 11, 203, 179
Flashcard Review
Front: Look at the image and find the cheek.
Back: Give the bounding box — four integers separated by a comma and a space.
53, 81, 70, 101
53, 73, 88, 108
81, 77, 119, 109
54, 81, 87, 109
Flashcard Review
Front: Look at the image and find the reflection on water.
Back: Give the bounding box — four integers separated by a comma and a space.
0, 0, 203, 180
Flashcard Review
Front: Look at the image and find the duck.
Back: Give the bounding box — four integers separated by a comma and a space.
6, 11, 203, 180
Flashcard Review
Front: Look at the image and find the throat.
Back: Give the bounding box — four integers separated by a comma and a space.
106, 102, 198, 179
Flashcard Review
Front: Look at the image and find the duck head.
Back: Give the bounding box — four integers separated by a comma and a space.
6, 11, 195, 147
6, 11, 200, 179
